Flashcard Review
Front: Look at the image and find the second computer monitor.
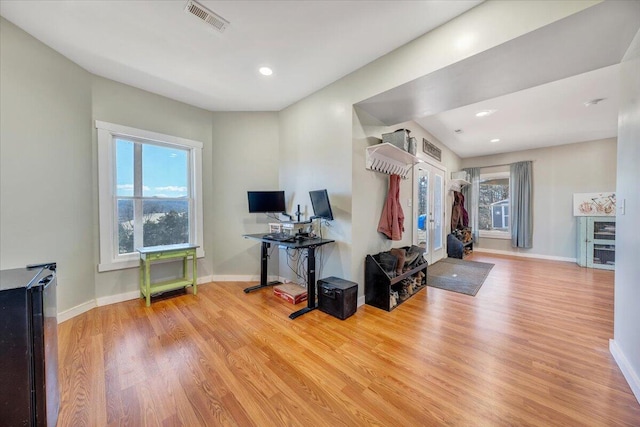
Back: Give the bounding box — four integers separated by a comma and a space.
309, 189, 334, 220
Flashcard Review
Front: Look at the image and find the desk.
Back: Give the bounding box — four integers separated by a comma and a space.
243, 234, 335, 319
137, 244, 199, 307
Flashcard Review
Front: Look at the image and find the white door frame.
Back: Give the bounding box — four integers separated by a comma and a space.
413, 160, 447, 264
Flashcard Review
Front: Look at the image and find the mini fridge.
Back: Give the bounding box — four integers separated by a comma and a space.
0, 263, 59, 426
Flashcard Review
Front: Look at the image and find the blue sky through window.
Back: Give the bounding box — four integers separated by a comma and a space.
116, 139, 188, 198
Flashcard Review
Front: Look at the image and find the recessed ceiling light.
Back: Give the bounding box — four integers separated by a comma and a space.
454, 129, 463, 134
584, 98, 606, 107
475, 109, 496, 117
490, 138, 500, 143
259, 66, 273, 76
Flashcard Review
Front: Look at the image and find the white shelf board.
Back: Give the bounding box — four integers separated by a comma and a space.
449, 178, 471, 191
365, 143, 424, 179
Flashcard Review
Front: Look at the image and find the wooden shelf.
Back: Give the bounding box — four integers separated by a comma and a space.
364, 254, 428, 311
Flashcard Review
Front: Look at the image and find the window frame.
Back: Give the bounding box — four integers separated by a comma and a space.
478, 170, 511, 240
96, 121, 205, 272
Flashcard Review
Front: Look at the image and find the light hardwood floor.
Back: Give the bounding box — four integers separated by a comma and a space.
57, 254, 640, 426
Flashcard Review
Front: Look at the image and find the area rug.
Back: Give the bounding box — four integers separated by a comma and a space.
426, 258, 494, 296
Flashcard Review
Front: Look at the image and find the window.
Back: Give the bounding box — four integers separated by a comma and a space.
478, 170, 510, 239
96, 121, 204, 272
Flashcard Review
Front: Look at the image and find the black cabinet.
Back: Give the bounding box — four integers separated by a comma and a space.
0, 264, 59, 426
364, 255, 428, 311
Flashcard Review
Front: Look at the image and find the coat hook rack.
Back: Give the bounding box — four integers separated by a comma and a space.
365, 143, 423, 179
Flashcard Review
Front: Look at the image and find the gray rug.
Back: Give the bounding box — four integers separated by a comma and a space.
427, 258, 494, 296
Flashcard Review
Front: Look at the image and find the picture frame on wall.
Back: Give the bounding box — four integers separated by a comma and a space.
423, 138, 441, 162
573, 192, 616, 216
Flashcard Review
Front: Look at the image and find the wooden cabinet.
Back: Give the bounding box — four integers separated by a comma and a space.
576, 217, 615, 270
364, 254, 428, 311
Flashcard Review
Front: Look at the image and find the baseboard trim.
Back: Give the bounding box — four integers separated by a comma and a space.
58, 275, 215, 323
610, 339, 640, 404
473, 247, 576, 263
57, 300, 96, 323
357, 295, 365, 307
212, 274, 281, 282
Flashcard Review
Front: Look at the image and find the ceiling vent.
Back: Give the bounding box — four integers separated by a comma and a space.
184, 0, 230, 32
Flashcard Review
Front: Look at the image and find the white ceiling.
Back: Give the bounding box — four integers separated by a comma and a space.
357, 0, 640, 158
0, 0, 481, 111
2, 1, 638, 159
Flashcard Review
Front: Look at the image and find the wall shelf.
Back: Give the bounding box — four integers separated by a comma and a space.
365, 143, 423, 179
449, 178, 470, 191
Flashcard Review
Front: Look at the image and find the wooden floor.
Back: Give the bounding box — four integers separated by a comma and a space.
57, 254, 640, 426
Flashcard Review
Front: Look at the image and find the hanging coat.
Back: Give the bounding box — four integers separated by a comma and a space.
451, 190, 469, 231
377, 174, 404, 240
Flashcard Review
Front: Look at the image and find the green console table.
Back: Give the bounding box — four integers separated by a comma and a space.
137, 244, 199, 306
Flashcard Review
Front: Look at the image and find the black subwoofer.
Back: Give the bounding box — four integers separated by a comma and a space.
317, 276, 358, 320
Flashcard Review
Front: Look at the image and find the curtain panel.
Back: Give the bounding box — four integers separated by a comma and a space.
462, 167, 480, 243
510, 161, 533, 248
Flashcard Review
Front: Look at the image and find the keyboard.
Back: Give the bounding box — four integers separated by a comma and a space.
263, 233, 293, 242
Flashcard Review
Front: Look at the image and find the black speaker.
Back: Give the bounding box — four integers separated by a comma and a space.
317, 276, 358, 320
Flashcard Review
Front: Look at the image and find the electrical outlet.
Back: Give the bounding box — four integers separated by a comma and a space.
618, 198, 625, 215
407, 198, 412, 207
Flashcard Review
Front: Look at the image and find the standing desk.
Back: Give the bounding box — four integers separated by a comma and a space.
137, 243, 199, 307
242, 234, 334, 319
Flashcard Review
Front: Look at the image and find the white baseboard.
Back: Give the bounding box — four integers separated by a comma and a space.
357, 295, 365, 307
473, 247, 576, 263
610, 339, 640, 405
212, 274, 281, 282
58, 275, 215, 323
57, 300, 96, 323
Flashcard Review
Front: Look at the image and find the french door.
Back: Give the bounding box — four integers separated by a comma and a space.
413, 163, 445, 264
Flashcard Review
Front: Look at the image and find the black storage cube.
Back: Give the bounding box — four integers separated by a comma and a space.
317, 276, 358, 320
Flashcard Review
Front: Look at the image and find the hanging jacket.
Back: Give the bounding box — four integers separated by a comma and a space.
377, 174, 404, 240
451, 190, 468, 231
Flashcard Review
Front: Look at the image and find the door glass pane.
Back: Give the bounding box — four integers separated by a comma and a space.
416, 169, 429, 252
142, 199, 189, 247
433, 174, 443, 250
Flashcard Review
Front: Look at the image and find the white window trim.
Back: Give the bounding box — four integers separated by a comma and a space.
479, 229, 511, 239
96, 120, 205, 272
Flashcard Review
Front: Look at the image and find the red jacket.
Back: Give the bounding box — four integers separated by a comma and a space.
377, 174, 404, 240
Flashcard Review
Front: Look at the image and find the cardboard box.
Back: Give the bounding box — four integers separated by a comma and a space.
273, 284, 308, 304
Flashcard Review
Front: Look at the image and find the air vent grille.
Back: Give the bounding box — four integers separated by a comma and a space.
185, 0, 229, 32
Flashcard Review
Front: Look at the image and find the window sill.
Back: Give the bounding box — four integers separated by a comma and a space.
479, 231, 511, 240
98, 248, 205, 272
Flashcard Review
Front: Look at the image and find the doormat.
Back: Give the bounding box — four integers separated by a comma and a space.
426, 258, 494, 296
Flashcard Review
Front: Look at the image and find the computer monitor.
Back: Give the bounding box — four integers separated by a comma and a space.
309, 189, 334, 220
247, 191, 286, 213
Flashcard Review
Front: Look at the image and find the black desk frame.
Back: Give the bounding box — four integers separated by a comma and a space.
243, 234, 335, 319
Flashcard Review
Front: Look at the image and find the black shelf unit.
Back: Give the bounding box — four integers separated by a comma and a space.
364, 254, 428, 311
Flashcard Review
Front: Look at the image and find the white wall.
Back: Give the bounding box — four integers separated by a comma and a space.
611, 28, 640, 404
352, 112, 463, 298
0, 18, 94, 312
279, 1, 597, 292
211, 112, 280, 279
460, 138, 617, 259
91, 76, 216, 300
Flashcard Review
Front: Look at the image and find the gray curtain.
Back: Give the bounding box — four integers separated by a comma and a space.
510, 161, 533, 248
462, 167, 480, 243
